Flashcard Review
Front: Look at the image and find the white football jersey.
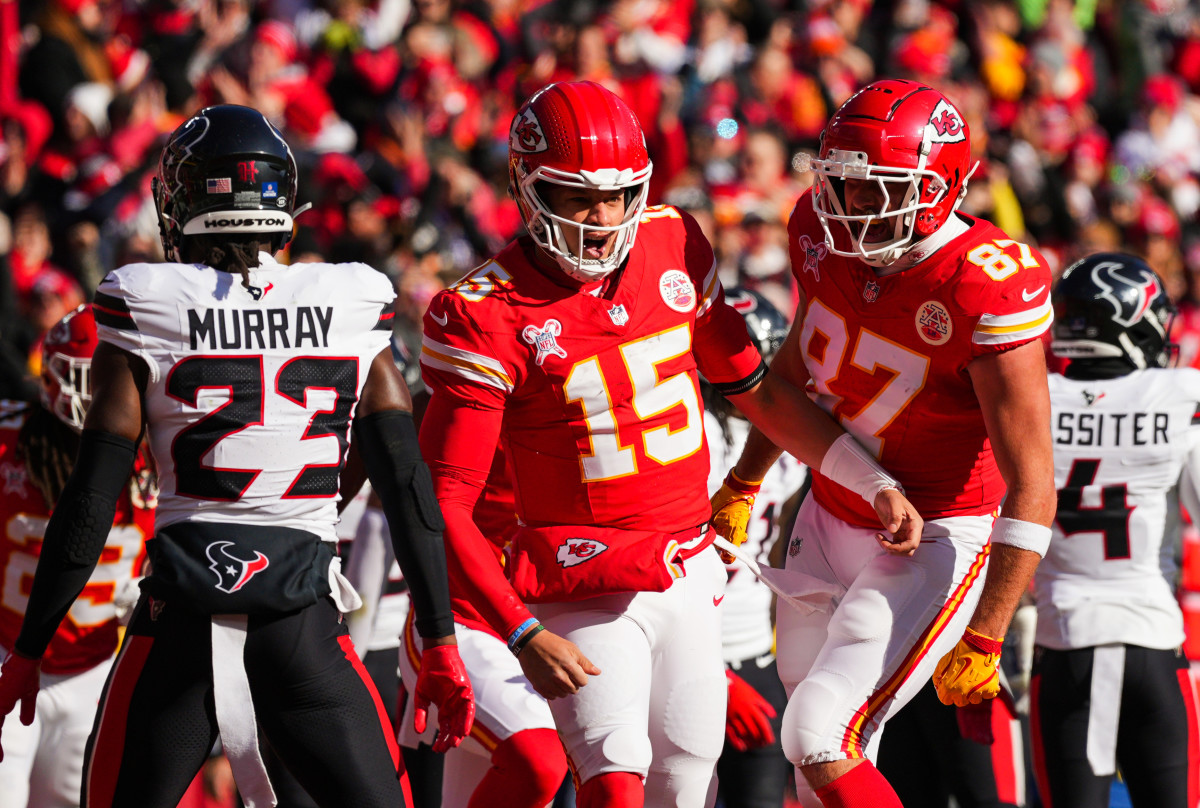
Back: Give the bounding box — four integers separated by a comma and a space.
94, 253, 395, 542
706, 410, 808, 663
1036, 368, 1200, 650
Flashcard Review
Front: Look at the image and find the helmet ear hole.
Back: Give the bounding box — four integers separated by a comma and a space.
915, 206, 943, 236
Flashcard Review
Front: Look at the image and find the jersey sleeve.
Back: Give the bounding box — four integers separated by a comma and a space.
419, 288, 517, 409
343, 261, 396, 360
418, 368, 534, 638
969, 241, 1054, 359
673, 209, 767, 392
1178, 369, 1200, 521
94, 267, 158, 380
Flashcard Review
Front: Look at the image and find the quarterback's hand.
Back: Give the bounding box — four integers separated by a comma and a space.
725, 670, 776, 752
711, 472, 762, 563
517, 629, 600, 700
0, 651, 40, 762
871, 487, 923, 556
933, 627, 1003, 707
414, 644, 475, 753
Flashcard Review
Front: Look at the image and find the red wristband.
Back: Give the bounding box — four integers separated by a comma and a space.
962, 626, 1004, 656
725, 470, 762, 496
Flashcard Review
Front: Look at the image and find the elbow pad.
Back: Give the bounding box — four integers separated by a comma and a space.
353, 410, 454, 639
16, 430, 137, 658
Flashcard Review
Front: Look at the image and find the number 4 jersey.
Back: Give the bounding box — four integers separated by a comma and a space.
1037, 368, 1200, 651
93, 254, 394, 542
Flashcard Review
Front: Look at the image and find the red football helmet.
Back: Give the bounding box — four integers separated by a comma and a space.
40, 304, 99, 431
508, 81, 653, 282
811, 79, 977, 266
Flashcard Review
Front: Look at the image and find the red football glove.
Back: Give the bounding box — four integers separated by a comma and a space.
956, 700, 995, 746
725, 670, 776, 752
0, 651, 41, 762
413, 644, 475, 753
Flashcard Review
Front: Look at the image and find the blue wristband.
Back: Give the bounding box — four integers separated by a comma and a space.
507, 617, 539, 651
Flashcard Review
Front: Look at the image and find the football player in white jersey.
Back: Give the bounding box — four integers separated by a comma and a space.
0, 105, 474, 808
704, 288, 806, 808
1034, 252, 1200, 807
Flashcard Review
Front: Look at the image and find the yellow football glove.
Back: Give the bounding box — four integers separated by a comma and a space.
933, 626, 1003, 707
711, 471, 762, 563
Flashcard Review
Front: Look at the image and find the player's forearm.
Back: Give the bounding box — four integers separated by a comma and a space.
16, 430, 137, 658
442, 509, 533, 638
730, 372, 844, 472
968, 543, 1041, 640
354, 410, 455, 639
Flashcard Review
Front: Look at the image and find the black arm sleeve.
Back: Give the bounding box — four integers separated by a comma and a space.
15, 430, 137, 658
353, 410, 455, 639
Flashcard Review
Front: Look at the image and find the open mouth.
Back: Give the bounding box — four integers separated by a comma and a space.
582, 234, 611, 260
860, 220, 892, 243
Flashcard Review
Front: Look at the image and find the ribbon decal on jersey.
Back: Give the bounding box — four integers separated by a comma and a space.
146, 522, 335, 614
206, 540, 270, 593
798, 234, 828, 281
522, 319, 568, 366
508, 522, 712, 602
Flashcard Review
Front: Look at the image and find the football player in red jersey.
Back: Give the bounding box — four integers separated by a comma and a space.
0, 304, 154, 808
417, 80, 922, 808
711, 79, 1057, 808
0, 105, 473, 808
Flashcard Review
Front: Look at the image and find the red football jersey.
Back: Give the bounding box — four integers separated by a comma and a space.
420, 206, 764, 635
0, 403, 153, 674
789, 192, 1053, 527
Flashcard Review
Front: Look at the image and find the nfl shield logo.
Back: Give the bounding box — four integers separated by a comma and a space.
608, 304, 628, 326
863, 281, 880, 303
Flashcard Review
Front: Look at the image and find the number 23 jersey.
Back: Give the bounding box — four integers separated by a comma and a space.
789, 194, 1054, 526
93, 254, 394, 541
420, 206, 764, 533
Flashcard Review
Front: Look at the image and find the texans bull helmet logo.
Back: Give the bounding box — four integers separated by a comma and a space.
206, 540, 270, 593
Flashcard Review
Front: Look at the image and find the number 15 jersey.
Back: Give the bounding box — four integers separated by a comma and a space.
93, 254, 394, 542
421, 206, 764, 534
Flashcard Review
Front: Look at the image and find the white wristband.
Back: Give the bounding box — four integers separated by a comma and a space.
990, 517, 1052, 557
819, 433, 902, 504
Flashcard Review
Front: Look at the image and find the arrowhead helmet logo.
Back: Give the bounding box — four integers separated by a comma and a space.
205, 541, 270, 593
510, 109, 548, 154
926, 99, 967, 144
556, 537, 609, 568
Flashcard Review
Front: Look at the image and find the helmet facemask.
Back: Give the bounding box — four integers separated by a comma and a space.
812, 148, 967, 267
42, 352, 92, 431
514, 162, 652, 283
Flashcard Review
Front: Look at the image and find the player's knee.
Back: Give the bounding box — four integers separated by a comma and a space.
782, 673, 853, 766
494, 728, 567, 801
570, 726, 652, 783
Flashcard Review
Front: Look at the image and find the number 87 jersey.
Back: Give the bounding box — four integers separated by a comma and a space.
93, 254, 395, 541
788, 192, 1054, 527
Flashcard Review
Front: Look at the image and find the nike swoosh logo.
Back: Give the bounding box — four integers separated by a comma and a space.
430, 310, 448, 327
713, 595, 725, 607
1021, 285, 1046, 302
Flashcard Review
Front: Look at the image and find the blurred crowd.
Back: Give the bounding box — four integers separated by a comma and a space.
3, 0, 1200, 395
